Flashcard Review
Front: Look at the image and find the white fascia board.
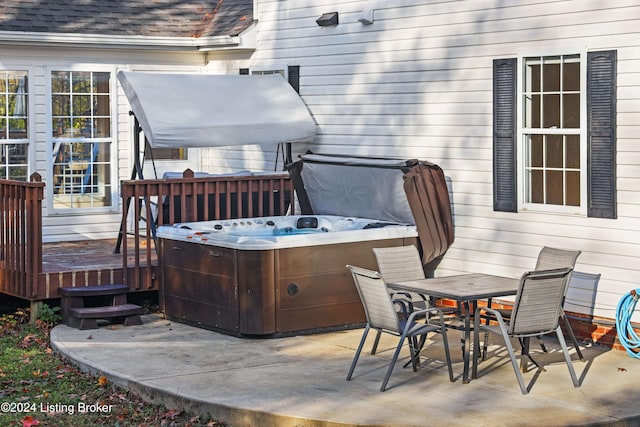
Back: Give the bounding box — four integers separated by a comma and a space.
199, 22, 256, 52
0, 30, 245, 51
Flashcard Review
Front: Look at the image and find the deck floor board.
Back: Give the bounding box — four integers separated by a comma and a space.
42, 239, 157, 273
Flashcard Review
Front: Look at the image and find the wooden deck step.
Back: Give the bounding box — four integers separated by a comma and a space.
61, 284, 143, 330
60, 284, 130, 297
66, 304, 143, 330
69, 304, 143, 319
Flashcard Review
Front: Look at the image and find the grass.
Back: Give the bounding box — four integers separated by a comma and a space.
0, 305, 226, 427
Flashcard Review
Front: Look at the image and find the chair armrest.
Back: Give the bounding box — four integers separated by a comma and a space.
475, 306, 508, 328
392, 298, 412, 319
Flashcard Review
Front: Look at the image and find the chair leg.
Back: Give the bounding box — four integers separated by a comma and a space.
440, 322, 455, 382
519, 337, 541, 372
380, 331, 409, 392
480, 316, 528, 394
503, 331, 529, 394
371, 329, 382, 355
561, 311, 584, 360
347, 325, 370, 381
472, 315, 481, 379
556, 326, 580, 387
408, 336, 420, 371
403, 334, 426, 369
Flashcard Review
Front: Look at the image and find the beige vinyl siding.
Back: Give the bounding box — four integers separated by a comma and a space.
249, 0, 640, 322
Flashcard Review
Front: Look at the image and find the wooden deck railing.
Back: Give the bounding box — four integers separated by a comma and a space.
0, 173, 44, 299
0, 170, 294, 301
119, 170, 295, 290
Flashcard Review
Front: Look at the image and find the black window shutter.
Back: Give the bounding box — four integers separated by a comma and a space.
587, 50, 617, 219
287, 65, 300, 93
283, 66, 302, 164
239, 68, 249, 75
493, 58, 517, 212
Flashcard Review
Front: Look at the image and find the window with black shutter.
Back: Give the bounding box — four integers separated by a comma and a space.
493, 50, 616, 219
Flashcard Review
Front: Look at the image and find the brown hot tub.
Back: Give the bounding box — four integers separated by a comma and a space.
157, 153, 453, 336
158, 215, 417, 336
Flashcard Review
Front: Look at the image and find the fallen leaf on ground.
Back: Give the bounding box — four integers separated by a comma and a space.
21, 415, 40, 427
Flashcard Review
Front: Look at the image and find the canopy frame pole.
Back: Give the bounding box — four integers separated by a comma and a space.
114, 114, 157, 254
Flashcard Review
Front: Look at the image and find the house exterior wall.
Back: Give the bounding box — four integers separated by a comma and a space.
0, 45, 251, 242
245, 0, 640, 324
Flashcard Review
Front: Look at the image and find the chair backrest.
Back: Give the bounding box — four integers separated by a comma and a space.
509, 267, 573, 336
535, 246, 581, 271
373, 245, 425, 283
346, 265, 401, 333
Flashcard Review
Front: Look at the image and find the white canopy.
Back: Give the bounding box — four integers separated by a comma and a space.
117, 71, 317, 148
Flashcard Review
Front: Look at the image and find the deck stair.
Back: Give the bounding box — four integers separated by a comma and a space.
60, 284, 142, 330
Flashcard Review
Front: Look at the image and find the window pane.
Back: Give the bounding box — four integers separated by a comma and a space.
543, 94, 560, 128
94, 94, 110, 116
529, 134, 543, 167
566, 171, 580, 206
145, 145, 188, 160
546, 134, 563, 168
524, 58, 541, 92
543, 57, 561, 92
563, 57, 580, 91
73, 94, 91, 116
72, 72, 91, 92
51, 71, 70, 92
53, 118, 72, 137
8, 118, 27, 138
530, 169, 544, 203
546, 170, 564, 205
95, 118, 111, 137
52, 95, 70, 116
72, 118, 93, 137
563, 94, 580, 128
93, 72, 110, 93
566, 135, 580, 169
525, 94, 541, 128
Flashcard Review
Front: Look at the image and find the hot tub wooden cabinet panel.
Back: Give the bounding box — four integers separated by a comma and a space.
160, 240, 240, 333
273, 239, 414, 333
160, 236, 417, 336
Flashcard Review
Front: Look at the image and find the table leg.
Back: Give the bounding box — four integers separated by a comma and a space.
462, 300, 471, 383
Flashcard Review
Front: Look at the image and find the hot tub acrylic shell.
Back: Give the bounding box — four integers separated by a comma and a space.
158, 215, 418, 336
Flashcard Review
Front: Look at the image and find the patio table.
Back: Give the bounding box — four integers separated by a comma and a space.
388, 273, 519, 383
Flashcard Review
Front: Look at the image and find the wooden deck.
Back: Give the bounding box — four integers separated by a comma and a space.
38, 238, 159, 299
42, 239, 156, 272
1, 171, 293, 303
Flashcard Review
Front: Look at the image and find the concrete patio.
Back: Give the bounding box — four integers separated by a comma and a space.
50, 314, 640, 427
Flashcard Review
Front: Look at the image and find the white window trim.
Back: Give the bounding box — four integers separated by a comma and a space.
45, 65, 119, 214
516, 49, 588, 216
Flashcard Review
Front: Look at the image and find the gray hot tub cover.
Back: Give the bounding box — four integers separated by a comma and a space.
288, 153, 454, 271
117, 71, 317, 148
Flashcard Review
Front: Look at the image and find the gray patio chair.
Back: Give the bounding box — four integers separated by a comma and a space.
472, 267, 581, 394
346, 265, 454, 391
372, 245, 460, 355
483, 246, 584, 360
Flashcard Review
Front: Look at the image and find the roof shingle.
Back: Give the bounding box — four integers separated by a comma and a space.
0, 0, 253, 38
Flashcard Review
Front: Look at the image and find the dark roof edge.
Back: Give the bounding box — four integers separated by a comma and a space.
0, 21, 257, 52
